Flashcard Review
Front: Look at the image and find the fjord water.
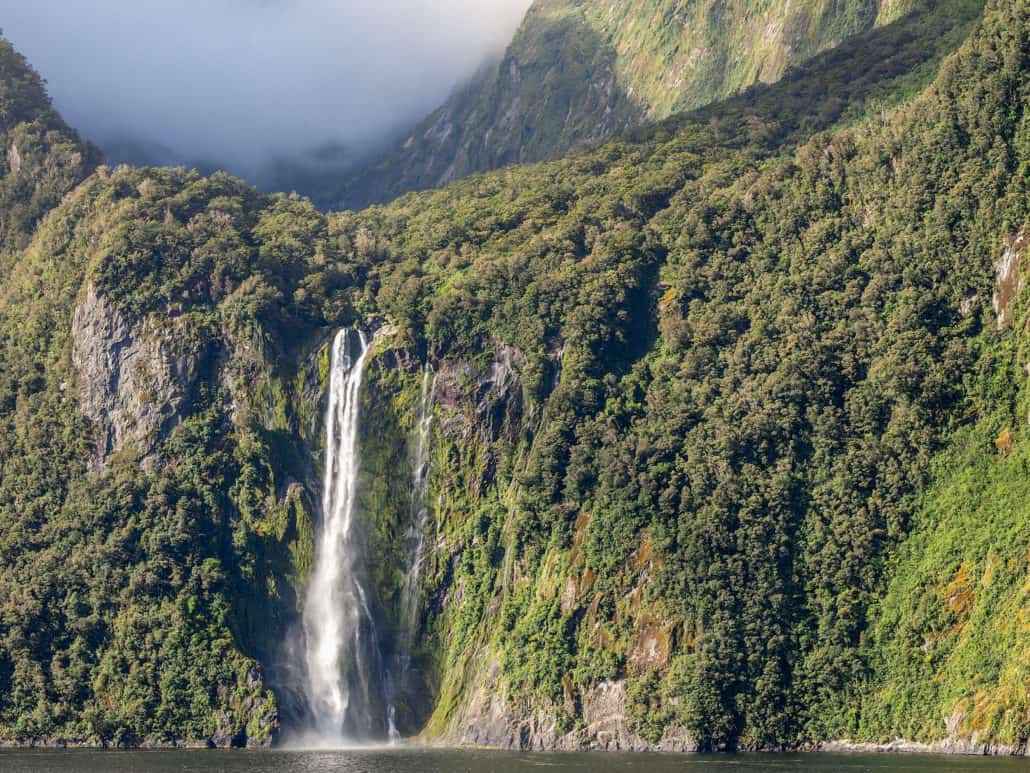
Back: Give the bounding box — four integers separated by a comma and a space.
301, 330, 386, 742
2, 750, 1027, 773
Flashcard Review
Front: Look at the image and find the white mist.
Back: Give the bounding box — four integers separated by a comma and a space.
301, 329, 381, 743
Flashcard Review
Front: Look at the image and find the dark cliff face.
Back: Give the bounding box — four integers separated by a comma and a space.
330, 0, 919, 210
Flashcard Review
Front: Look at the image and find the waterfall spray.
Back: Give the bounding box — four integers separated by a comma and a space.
301, 329, 386, 743
399, 365, 436, 646
383, 365, 436, 739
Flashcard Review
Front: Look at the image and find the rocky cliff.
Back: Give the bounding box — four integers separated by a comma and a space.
71, 284, 211, 470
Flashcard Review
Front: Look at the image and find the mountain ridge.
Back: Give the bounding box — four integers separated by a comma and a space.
330, 0, 926, 209
0, 36, 98, 258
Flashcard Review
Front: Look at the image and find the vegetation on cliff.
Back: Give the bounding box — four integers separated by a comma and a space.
0, 0, 1027, 753
340, 0, 1025, 748
0, 35, 98, 259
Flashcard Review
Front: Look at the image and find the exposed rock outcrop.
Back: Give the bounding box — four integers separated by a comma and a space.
434, 340, 527, 447
820, 738, 1027, 756
436, 656, 694, 751
71, 284, 211, 470
7, 141, 22, 176
993, 227, 1027, 328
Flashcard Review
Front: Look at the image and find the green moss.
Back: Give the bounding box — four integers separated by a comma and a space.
318, 341, 331, 389
287, 492, 316, 595
859, 414, 1030, 746
358, 360, 419, 609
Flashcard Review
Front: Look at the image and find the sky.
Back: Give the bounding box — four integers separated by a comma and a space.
1, 0, 531, 181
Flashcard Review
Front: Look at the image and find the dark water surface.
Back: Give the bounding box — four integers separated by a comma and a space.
1, 749, 1028, 773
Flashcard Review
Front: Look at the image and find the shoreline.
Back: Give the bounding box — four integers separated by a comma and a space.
0, 739, 267, 751
815, 738, 1027, 757
1, 737, 1026, 756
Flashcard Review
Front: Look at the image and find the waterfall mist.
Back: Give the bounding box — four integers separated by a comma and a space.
301, 329, 386, 744
293, 330, 437, 745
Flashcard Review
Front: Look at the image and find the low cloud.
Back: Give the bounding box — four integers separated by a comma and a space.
3, 0, 530, 181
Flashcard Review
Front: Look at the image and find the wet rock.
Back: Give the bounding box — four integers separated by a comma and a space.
434, 340, 526, 447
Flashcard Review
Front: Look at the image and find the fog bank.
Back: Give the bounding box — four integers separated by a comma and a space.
2, 0, 531, 182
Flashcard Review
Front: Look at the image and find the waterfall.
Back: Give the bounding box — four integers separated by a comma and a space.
382, 365, 436, 737
552, 345, 564, 392
399, 365, 436, 647
301, 328, 386, 743
298, 335, 438, 743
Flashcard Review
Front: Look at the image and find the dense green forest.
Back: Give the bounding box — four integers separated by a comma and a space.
0, 36, 98, 257
0, 0, 1027, 753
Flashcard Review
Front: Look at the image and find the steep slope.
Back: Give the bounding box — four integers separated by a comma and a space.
333, 0, 921, 209
0, 171, 325, 745
0, 37, 98, 259
333, 0, 1024, 749
1, 0, 1026, 754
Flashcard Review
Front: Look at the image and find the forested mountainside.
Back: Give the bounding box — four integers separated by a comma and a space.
0, 0, 1027, 755
0, 38, 98, 258
332, 0, 924, 209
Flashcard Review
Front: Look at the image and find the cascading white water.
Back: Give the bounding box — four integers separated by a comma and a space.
302, 329, 383, 743
383, 365, 436, 739
399, 366, 436, 643
299, 334, 438, 743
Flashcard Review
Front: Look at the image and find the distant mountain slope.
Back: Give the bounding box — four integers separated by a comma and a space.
0, 37, 98, 258
333, 0, 921, 209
